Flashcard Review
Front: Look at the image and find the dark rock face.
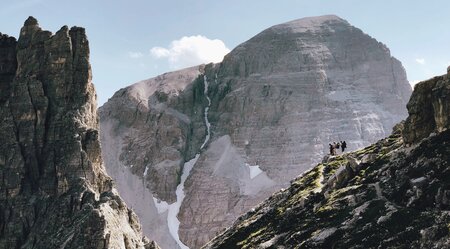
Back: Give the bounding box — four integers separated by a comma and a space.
403, 74, 450, 144
0, 17, 158, 249
203, 72, 450, 249
0, 32, 16, 103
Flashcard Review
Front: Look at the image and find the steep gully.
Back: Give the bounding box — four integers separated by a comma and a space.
166, 75, 212, 248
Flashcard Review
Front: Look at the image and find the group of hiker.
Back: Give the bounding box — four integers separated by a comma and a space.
329, 141, 346, 156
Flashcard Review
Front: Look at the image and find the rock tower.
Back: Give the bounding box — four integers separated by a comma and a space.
0, 17, 158, 249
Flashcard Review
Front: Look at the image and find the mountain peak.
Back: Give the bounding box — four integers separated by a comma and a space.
269, 15, 349, 34
24, 16, 38, 26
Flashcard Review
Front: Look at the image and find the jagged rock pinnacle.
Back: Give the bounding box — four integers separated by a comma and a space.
24, 16, 38, 26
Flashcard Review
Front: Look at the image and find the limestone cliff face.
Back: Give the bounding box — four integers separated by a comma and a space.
100, 15, 412, 249
0, 17, 158, 249
182, 15, 412, 248
204, 70, 450, 249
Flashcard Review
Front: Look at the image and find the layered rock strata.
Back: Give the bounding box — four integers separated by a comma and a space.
403, 70, 450, 144
204, 71, 450, 249
0, 17, 157, 249
100, 15, 412, 248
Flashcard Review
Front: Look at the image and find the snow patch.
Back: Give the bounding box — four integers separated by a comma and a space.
205, 135, 275, 195
200, 75, 212, 149
246, 164, 263, 179
152, 197, 170, 214
100, 121, 180, 249
166, 75, 213, 249
167, 154, 199, 249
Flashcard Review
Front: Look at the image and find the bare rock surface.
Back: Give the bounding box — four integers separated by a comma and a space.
403, 73, 450, 144
0, 17, 158, 249
204, 72, 450, 248
100, 15, 412, 248
100, 65, 206, 249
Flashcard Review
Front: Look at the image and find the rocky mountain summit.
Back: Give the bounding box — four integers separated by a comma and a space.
100, 15, 412, 248
204, 70, 450, 248
0, 17, 158, 249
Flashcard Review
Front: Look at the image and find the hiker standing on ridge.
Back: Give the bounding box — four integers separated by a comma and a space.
341, 141, 347, 152
332, 142, 339, 155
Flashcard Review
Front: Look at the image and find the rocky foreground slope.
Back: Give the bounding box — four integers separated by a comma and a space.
0, 17, 158, 249
100, 15, 412, 248
204, 70, 450, 248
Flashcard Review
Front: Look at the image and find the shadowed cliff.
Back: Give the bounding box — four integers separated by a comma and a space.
0, 17, 159, 249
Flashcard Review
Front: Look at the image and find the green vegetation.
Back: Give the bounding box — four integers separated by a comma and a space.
284, 164, 324, 209
323, 156, 348, 178
237, 228, 266, 248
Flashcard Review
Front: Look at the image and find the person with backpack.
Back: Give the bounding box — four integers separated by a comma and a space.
341, 141, 347, 152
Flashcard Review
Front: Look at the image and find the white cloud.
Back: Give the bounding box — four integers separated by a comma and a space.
128, 51, 144, 59
150, 47, 170, 58
415, 58, 426, 65
150, 35, 230, 69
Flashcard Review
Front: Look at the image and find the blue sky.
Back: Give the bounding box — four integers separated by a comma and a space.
1, 0, 449, 105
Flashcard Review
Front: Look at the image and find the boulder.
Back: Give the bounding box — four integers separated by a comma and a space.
403, 71, 450, 144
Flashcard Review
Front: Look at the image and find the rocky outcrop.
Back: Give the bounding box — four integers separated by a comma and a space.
403, 71, 450, 144
100, 15, 412, 248
0, 17, 157, 249
204, 71, 450, 248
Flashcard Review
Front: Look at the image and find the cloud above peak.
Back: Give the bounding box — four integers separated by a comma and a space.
415, 58, 426, 65
150, 35, 230, 69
